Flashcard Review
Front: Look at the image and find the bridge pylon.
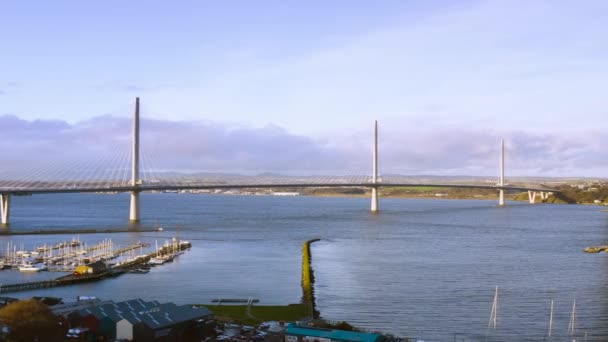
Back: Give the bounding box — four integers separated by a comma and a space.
0, 193, 10, 226
498, 139, 505, 206
129, 97, 141, 223
370, 120, 379, 213
528, 190, 537, 204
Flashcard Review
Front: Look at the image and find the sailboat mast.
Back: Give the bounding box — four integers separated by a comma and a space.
568, 298, 577, 337
488, 286, 498, 329
548, 299, 553, 337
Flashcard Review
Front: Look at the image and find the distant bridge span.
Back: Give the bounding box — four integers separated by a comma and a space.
3, 183, 555, 195
0, 98, 559, 226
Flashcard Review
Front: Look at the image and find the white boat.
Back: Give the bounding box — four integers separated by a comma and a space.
148, 257, 166, 265
18, 264, 46, 272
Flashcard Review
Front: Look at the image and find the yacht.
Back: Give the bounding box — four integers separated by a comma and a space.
18, 263, 46, 272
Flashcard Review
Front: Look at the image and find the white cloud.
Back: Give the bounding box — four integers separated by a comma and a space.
0, 115, 606, 180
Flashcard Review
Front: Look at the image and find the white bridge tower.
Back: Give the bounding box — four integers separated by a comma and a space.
129, 97, 141, 223
0, 193, 10, 226
370, 120, 379, 213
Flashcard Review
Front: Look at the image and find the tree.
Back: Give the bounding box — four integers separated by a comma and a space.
0, 299, 63, 342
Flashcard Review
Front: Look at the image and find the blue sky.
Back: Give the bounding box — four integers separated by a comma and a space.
1, 1, 607, 177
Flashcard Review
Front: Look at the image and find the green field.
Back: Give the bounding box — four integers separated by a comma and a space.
194, 304, 308, 325
384, 186, 447, 192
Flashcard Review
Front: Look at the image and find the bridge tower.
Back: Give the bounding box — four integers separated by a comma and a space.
0, 193, 10, 226
528, 190, 537, 204
370, 120, 379, 213
498, 139, 505, 206
129, 97, 141, 223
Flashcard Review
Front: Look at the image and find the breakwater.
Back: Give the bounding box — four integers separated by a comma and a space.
302, 238, 320, 318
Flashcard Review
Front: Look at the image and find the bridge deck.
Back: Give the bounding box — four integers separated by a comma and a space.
0, 183, 557, 195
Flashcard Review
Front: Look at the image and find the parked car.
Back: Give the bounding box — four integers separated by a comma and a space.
66, 327, 89, 339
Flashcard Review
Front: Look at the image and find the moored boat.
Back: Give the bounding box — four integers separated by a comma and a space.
584, 246, 606, 253
148, 257, 165, 265
128, 268, 150, 274
18, 263, 46, 272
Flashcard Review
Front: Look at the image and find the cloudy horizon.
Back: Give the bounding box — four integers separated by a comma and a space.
0, 113, 606, 179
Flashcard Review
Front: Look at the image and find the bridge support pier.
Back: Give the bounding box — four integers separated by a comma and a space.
528, 190, 537, 204
129, 191, 140, 223
370, 186, 379, 213
498, 139, 506, 206
1, 194, 10, 226
540, 191, 550, 202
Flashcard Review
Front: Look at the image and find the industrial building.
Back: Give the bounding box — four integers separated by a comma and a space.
51, 298, 214, 341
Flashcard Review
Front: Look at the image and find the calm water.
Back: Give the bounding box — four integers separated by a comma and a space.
1, 193, 608, 340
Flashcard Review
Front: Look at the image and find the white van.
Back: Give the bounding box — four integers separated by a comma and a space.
66, 327, 89, 339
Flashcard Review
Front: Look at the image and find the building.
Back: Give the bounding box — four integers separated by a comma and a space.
117, 315, 141, 341
133, 305, 214, 341
74, 260, 107, 275
285, 324, 385, 342
272, 192, 301, 196
51, 299, 113, 320
52, 298, 213, 341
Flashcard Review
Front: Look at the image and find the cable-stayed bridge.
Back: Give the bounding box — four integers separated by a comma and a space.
0, 98, 558, 226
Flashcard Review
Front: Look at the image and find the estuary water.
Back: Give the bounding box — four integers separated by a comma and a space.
1, 193, 607, 340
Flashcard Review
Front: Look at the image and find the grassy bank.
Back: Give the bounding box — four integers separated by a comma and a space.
193, 304, 308, 325
305, 186, 502, 200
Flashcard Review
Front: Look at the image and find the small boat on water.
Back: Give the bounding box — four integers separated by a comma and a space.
18, 263, 46, 272
584, 246, 607, 253
148, 257, 166, 266
128, 268, 150, 274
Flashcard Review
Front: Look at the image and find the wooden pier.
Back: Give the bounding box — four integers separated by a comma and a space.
0, 279, 57, 293
0, 270, 120, 294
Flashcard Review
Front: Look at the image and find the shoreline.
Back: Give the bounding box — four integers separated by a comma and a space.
0, 228, 161, 236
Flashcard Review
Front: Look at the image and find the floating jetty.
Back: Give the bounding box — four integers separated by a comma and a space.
0, 270, 122, 293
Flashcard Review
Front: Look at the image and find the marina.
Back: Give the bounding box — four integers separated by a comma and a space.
0, 237, 152, 272
0, 236, 191, 294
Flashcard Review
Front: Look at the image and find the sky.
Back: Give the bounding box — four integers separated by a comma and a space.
1, 1, 607, 177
